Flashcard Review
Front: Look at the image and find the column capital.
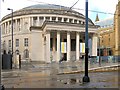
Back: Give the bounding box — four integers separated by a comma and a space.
76, 31, 80, 34
92, 33, 98, 37
67, 31, 71, 33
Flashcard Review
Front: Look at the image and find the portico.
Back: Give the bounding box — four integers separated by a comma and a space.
41, 21, 98, 63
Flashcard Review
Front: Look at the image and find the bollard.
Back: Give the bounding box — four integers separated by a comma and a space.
19, 55, 21, 69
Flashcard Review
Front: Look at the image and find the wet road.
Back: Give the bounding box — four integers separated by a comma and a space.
1, 63, 119, 88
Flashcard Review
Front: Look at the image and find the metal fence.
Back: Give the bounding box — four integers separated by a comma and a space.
86, 56, 119, 69
58, 56, 120, 73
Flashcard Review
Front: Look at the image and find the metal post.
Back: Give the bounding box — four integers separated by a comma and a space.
83, 0, 90, 82
11, 9, 13, 57
0, 26, 4, 90
7, 8, 13, 68
0, 20, 1, 88
8, 8, 13, 57
0, 0, 5, 89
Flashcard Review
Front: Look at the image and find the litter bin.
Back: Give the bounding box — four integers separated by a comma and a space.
2, 54, 12, 69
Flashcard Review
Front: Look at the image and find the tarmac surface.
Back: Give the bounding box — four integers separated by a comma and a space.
1, 61, 119, 89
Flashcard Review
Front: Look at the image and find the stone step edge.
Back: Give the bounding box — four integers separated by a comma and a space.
57, 64, 120, 75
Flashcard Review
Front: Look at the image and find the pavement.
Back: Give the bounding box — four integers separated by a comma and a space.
1, 61, 120, 89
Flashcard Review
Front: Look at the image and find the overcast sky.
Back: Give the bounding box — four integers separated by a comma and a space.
0, 0, 118, 22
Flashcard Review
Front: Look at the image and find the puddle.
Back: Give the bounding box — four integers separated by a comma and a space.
58, 78, 82, 85
70, 78, 77, 84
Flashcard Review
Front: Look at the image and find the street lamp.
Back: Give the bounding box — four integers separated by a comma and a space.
7, 8, 13, 57
82, 0, 90, 82
0, 24, 4, 90
0, 1, 5, 89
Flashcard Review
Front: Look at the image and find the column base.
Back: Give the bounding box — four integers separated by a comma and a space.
0, 84, 5, 90
83, 76, 90, 82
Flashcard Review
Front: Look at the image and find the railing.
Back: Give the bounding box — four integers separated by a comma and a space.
88, 56, 119, 68
58, 56, 119, 73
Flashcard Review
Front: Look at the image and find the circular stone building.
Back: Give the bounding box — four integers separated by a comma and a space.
1, 4, 98, 63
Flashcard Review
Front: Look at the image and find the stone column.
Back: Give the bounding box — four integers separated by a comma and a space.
67, 18, 69, 22
28, 17, 31, 28
19, 18, 21, 31
76, 32, 80, 61
5, 22, 6, 34
37, 16, 39, 26
56, 17, 58, 22
61, 17, 64, 22
67, 32, 71, 61
31, 17, 33, 26
53, 36, 56, 61
72, 19, 74, 23
57, 31, 60, 62
8, 21, 10, 33
46, 32, 51, 63
50, 17, 52, 21
43, 17, 45, 21
92, 34, 97, 56
21, 18, 24, 31
15, 19, 17, 32
1, 24, 4, 34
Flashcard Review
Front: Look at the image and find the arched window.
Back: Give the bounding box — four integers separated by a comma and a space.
8, 50, 12, 54
24, 49, 29, 58
15, 50, 19, 55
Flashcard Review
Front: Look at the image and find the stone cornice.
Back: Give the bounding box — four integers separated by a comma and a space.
30, 21, 98, 32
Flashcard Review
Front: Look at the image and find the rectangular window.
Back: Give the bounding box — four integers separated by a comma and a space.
64, 18, 67, 22
50, 38, 53, 51
17, 19, 21, 31
8, 40, 11, 47
52, 17, 56, 21
74, 19, 77, 23
58, 17, 62, 22
79, 20, 81, 24
45, 17, 50, 21
24, 38, 28, 47
16, 39, 19, 47
33, 17, 37, 26
39, 17, 44, 20
69, 19, 73, 23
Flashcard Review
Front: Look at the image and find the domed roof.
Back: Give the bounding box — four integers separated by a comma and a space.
2, 4, 95, 26
23, 4, 69, 10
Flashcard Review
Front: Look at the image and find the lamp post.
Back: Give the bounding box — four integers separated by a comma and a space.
82, 0, 90, 82
0, 23, 4, 90
7, 8, 13, 57
0, 1, 5, 89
